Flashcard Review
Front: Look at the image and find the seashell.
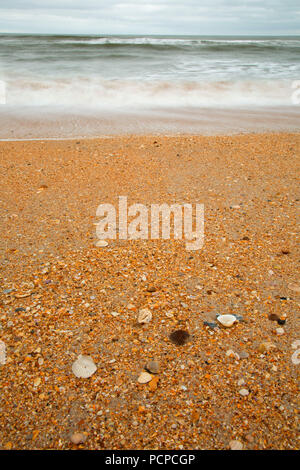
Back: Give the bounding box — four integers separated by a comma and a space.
72, 355, 97, 378
137, 372, 153, 384
229, 440, 243, 450
0, 340, 6, 365
15, 291, 32, 298
291, 339, 300, 350
96, 240, 108, 247
110, 311, 120, 317
217, 314, 237, 328
137, 308, 152, 324
291, 349, 300, 365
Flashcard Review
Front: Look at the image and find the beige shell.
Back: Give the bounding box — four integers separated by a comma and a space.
137, 308, 152, 324
96, 240, 108, 247
229, 440, 243, 450
291, 350, 300, 365
0, 340, 6, 365
72, 355, 97, 378
217, 314, 237, 328
137, 372, 153, 384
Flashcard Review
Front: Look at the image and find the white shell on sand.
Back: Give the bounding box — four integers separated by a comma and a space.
0, 340, 6, 365
229, 440, 243, 450
137, 372, 153, 384
72, 355, 97, 378
96, 240, 108, 247
291, 340, 300, 350
217, 314, 237, 328
291, 350, 300, 365
137, 308, 152, 324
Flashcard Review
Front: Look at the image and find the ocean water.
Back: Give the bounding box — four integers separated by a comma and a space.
0, 34, 299, 137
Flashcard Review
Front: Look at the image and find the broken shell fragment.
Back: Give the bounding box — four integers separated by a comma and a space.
217, 314, 237, 328
0, 340, 6, 365
72, 355, 97, 378
137, 308, 152, 324
137, 371, 153, 384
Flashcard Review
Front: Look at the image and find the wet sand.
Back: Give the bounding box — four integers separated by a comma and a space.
1, 106, 300, 140
0, 133, 299, 450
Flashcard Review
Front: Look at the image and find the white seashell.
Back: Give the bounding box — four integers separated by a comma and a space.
291, 349, 300, 365
96, 240, 108, 247
137, 308, 152, 324
217, 314, 237, 328
72, 355, 97, 378
291, 339, 300, 350
0, 340, 6, 365
229, 440, 243, 450
226, 349, 240, 360
137, 372, 152, 384
110, 311, 120, 317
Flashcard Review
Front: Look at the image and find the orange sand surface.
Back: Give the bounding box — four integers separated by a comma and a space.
0, 133, 299, 449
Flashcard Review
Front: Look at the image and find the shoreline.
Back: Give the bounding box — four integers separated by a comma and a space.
0, 132, 299, 450
0, 129, 299, 143
1, 106, 299, 140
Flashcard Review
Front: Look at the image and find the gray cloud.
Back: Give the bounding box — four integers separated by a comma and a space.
0, 0, 299, 35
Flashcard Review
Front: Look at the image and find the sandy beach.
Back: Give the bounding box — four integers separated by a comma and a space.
0, 132, 299, 450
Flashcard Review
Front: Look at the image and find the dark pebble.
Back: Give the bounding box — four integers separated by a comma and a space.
268, 313, 279, 321
146, 286, 156, 293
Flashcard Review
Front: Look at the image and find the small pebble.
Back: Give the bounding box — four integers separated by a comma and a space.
146, 286, 156, 292
70, 432, 86, 445
239, 388, 249, 396
146, 360, 160, 374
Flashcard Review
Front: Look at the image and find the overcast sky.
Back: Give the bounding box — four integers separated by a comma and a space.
0, 0, 299, 35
